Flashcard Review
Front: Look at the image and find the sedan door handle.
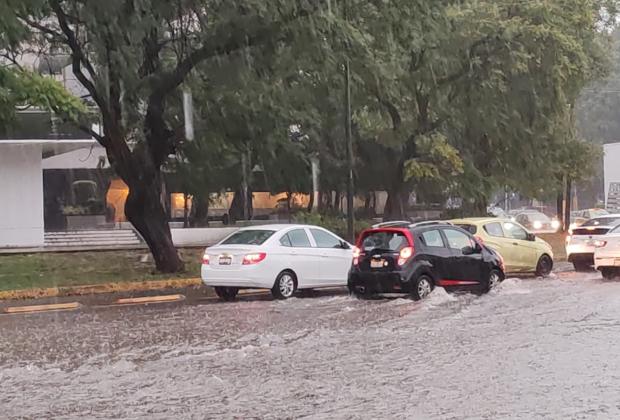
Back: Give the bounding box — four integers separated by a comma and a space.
512, 242, 519, 246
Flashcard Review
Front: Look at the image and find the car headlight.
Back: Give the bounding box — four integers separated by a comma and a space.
551, 220, 561, 230
533, 221, 543, 230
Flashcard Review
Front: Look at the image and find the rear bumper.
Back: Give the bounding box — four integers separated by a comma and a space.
567, 252, 594, 264
348, 272, 411, 293
201, 264, 273, 289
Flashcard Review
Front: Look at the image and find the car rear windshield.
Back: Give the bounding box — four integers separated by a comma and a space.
581, 217, 620, 227
360, 230, 410, 252
221, 230, 275, 245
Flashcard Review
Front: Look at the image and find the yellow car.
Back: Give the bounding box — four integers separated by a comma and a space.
449, 218, 554, 276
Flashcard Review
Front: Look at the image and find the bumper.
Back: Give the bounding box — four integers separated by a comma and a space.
594, 256, 620, 270
201, 264, 273, 289
567, 252, 594, 264
348, 272, 411, 293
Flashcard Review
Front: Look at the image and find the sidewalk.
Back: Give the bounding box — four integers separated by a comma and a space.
0, 277, 204, 301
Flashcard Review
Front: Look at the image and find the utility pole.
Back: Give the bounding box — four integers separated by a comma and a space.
241, 149, 249, 221
344, 0, 354, 242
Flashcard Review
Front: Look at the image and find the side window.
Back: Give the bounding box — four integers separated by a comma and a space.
280, 234, 292, 247
421, 230, 445, 247
287, 229, 312, 247
443, 229, 474, 250
310, 229, 341, 248
483, 222, 504, 238
503, 222, 528, 241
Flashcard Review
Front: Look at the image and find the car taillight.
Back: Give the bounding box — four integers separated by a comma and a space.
593, 240, 607, 248
242, 252, 267, 265
352, 246, 361, 266
202, 253, 210, 265
398, 246, 414, 266
474, 236, 485, 245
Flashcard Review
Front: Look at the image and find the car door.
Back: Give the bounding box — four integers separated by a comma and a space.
280, 228, 322, 287
501, 221, 537, 270
308, 228, 352, 286
416, 228, 452, 281
441, 228, 484, 285
481, 222, 519, 272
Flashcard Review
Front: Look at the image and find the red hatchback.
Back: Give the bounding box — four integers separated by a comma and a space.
348, 223, 505, 300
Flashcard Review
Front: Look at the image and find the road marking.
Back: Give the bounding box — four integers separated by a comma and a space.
115, 294, 185, 305
3, 302, 80, 314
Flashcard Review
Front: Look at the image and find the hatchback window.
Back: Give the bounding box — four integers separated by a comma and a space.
503, 222, 528, 240
287, 229, 312, 247
443, 229, 474, 250
421, 230, 445, 247
221, 230, 275, 245
484, 222, 504, 238
361, 231, 409, 252
310, 229, 341, 248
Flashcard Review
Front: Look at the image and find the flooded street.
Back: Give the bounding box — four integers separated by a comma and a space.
3, 270, 620, 419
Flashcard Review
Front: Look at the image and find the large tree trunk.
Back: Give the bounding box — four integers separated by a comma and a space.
124, 171, 183, 273
384, 159, 407, 220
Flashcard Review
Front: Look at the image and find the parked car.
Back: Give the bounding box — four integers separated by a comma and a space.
566, 215, 620, 271
513, 210, 561, 233
201, 224, 353, 300
450, 218, 554, 276
594, 225, 620, 279
347, 223, 505, 300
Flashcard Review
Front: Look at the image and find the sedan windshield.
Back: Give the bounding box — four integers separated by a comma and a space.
221, 230, 275, 245
525, 212, 550, 222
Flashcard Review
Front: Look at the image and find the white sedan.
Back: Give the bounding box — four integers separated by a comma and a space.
594, 224, 620, 279
201, 224, 353, 300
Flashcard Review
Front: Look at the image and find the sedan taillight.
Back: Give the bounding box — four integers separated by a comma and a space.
352, 246, 361, 266
242, 252, 267, 265
202, 253, 210, 265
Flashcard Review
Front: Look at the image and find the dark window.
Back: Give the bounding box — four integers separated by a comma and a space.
484, 222, 504, 238
310, 229, 341, 248
361, 231, 409, 252
222, 230, 275, 245
582, 217, 620, 227
421, 230, 445, 247
456, 224, 477, 235
288, 229, 312, 247
443, 229, 474, 250
280, 234, 292, 247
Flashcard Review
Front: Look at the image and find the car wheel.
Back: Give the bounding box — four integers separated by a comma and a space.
214, 286, 239, 301
411, 274, 434, 301
573, 261, 591, 272
535, 255, 553, 277
601, 268, 618, 280
485, 269, 503, 293
272, 270, 297, 299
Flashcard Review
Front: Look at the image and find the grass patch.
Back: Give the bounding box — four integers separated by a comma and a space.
0, 248, 203, 291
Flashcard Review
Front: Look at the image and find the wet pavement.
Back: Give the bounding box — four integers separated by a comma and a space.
3, 268, 620, 419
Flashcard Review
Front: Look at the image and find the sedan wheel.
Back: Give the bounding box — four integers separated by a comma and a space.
411, 275, 433, 301
214, 286, 239, 302
272, 271, 297, 299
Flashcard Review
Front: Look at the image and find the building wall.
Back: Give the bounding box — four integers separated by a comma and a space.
0, 144, 44, 247
604, 143, 620, 211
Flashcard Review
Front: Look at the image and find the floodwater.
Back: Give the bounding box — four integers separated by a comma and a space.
3, 270, 620, 419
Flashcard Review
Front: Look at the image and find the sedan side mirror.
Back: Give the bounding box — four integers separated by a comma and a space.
527, 233, 536, 242
339, 241, 351, 250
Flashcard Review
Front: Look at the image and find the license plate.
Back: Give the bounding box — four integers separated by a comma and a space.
370, 259, 385, 268
219, 256, 232, 265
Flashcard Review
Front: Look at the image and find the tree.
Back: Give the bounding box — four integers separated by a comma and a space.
11, 0, 330, 272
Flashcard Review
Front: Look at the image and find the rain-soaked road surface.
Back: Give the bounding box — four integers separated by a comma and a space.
3, 270, 620, 419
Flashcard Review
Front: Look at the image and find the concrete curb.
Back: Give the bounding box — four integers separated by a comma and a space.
0, 278, 203, 301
